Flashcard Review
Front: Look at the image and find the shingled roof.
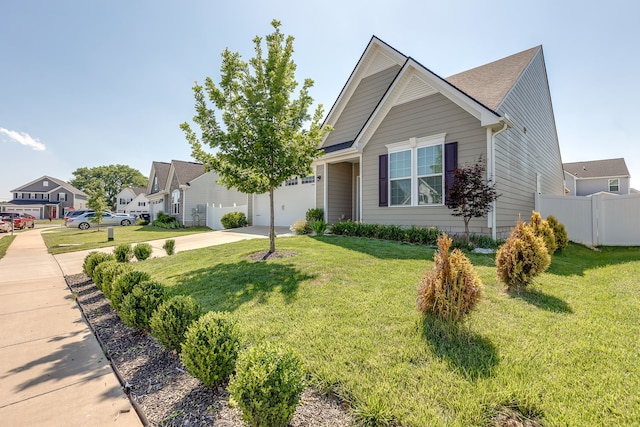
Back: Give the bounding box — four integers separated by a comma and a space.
563, 158, 630, 179
171, 160, 206, 185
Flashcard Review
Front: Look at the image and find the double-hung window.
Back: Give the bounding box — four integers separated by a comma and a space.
608, 178, 619, 192
389, 150, 412, 205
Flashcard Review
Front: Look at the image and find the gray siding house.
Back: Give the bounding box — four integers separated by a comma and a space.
563, 158, 631, 196
315, 37, 564, 239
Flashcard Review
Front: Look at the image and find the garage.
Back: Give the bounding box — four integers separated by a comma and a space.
0, 206, 42, 219
253, 177, 317, 227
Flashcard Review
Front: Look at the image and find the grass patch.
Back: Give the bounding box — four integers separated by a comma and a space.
42, 225, 212, 254
135, 237, 640, 426
0, 235, 17, 259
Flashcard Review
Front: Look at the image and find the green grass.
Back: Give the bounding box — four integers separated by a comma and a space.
134, 237, 640, 426
42, 225, 212, 254
0, 234, 17, 260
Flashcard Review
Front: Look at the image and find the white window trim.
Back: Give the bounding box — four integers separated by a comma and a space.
608, 178, 619, 192
385, 133, 446, 207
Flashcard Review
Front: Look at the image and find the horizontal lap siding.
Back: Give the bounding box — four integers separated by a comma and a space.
494, 51, 564, 236
361, 94, 487, 232
185, 172, 247, 226
328, 163, 353, 223
315, 165, 324, 211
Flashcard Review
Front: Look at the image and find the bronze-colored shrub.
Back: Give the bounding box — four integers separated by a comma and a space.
496, 220, 550, 290
528, 211, 556, 254
417, 233, 482, 322
546, 215, 568, 252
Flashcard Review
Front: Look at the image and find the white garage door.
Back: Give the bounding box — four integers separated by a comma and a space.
253, 178, 316, 227
6, 207, 42, 219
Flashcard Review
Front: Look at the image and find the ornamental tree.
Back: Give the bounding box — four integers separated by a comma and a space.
70, 165, 147, 210
445, 157, 499, 239
181, 20, 329, 255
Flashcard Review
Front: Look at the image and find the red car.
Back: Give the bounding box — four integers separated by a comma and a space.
1, 213, 36, 230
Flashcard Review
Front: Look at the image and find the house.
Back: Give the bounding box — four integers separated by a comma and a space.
146, 160, 247, 227
563, 158, 631, 196
0, 175, 87, 219
311, 37, 564, 239
115, 187, 149, 216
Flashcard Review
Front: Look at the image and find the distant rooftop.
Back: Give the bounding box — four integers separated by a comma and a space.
563, 158, 630, 179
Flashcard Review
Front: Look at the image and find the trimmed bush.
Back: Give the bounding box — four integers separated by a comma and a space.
546, 215, 569, 252
180, 311, 241, 387
83, 251, 115, 280
289, 219, 310, 235
220, 211, 248, 229
133, 243, 153, 261
528, 211, 556, 255
114, 243, 133, 263
150, 295, 202, 352
93, 261, 134, 298
330, 221, 440, 245
152, 212, 182, 229
311, 220, 327, 235
496, 220, 551, 290
163, 239, 176, 255
110, 270, 151, 311
119, 281, 168, 330
417, 233, 483, 322
229, 343, 306, 427
305, 208, 324, 223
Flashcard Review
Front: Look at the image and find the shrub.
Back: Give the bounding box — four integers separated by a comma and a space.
528, 211, 556, 254
152, 212, 182, 229
311, 220, 327, 235
546, 215, 569, 252
229, 343, 306, 427
329, 221, 440, 246
290, 219, 310, 235
305, 208, 324, 223
110, 270, 151, 311
150, 295, 202, 352
417, 233, 483, 322
180, 311, 241, 387
163, 239, 176, 255
83, 251, 115, 280
93, 261, 134, 298
496, 220, 551, 290
114, 243, 133, 263
220, 211, 248, 229
133, 242, 153, 261
119, 281, 168, 330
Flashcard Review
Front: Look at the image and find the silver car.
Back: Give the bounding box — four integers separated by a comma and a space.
65, 211, 136, 230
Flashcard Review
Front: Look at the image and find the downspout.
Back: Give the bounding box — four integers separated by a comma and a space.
488, 119, 510, 240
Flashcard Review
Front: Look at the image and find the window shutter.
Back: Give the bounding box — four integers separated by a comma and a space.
444, 142, 458, 202
379, 154, 388, 207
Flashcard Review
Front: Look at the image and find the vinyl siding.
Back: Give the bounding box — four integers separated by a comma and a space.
575, 176, 630, 196
322, 65, 400, 149
184, 171, 247, 226
494, 50, 564, 237
361, 93, 489, 233
327, 163, 353, 223
315, 164, 325, 211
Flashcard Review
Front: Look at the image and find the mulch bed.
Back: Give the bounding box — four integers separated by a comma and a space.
66, 273, 353, 427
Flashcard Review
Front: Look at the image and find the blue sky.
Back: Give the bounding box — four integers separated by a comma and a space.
1, 0, 639, 200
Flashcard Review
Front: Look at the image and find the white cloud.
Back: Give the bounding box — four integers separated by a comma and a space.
0, 127, 46, 151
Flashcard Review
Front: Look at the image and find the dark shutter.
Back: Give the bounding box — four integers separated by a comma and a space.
444, 142, 458, 202
379, 154, 388, 207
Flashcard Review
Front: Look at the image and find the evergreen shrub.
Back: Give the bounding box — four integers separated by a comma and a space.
150, 295, 202, 352
114, 243, 133, 263
119, 281, 168, 329
110, 270, 151, 311
220, 212, 248, 229
133, 242, 153, 261
528, 211, 556, 254
546, 215, 569, 252
83, 251, 115, 280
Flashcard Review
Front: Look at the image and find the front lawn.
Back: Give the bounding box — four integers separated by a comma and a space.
0, 234, 16, 260
135, 237, 640, 426
42, 225, 212, 254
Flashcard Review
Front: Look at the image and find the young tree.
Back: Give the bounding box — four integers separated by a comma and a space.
87, 185, 107, 231
445, 157, 499, 239
181, 20, 329, 255
70, 165, 147, 210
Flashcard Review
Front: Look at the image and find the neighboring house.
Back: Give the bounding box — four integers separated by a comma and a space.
115, 187, 149, 216
0, 175, 88, 219
312, 37, 564, 239
563, 158, 631, 196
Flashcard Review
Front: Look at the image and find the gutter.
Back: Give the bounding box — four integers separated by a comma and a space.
488, 117, 512, 240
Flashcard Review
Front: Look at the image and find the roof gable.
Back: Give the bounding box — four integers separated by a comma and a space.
147, 161, 171, 194
171, 160, 206, 186
11, 175, 87, 196
563, 158, 630, 179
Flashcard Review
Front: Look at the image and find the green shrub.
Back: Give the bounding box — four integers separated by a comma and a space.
136, 219, 150, 226
546, 215, 569, 252
150, 295, 202, 352
180, 311, 241, 387
496, 220, 551, 290
220, 211, 248, 229
133, 242, 153, 261
305, 208, 324, 223
113, 243, 133, 263
93, 261, 134, 298
163, 239, 176, 255
229, 343, 306, 427
417, 233, 483, 322
290, 219, 310, 235
110, 270, 151, 311
82, 251, 115, 279
329, 221, 440, 246
311, 220, 327, 235
152, 212, 182, 229
119, 281, 168, 330
528, 211, 556, 255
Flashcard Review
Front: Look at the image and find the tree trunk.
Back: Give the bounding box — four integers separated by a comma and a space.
269, 186, 275, 254
464, 217, 470, 241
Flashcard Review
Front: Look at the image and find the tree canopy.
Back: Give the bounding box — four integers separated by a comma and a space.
70, 164, 147, 210
181, 20, 329, 254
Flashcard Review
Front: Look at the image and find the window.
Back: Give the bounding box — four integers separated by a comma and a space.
153, 176, 158, 192
16, 193, 23, 199
119, 198, 126, 204
301, 176, 315, 184
390, 150, 412, 205
43, 181, 48, 187
285, 178, 298, 186
172, 190, 180, 215
609, 178, 619, 192
138, 202, 146, 207
58, 192, 67, 202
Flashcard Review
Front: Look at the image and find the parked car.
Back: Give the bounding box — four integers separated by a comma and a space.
64, 209, 94, 219
1, 213, 35, 229
64, 212, 137, 230
0, 219, 11, 233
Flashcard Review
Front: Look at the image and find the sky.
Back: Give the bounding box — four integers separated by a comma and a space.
1, 0, 639, 200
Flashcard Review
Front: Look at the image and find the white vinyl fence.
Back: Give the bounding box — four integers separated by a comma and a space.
206, 204, 248, 230
535, 193, 640, 246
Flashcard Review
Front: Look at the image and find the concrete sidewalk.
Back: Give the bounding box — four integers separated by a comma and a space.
0, 229, 141, 426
